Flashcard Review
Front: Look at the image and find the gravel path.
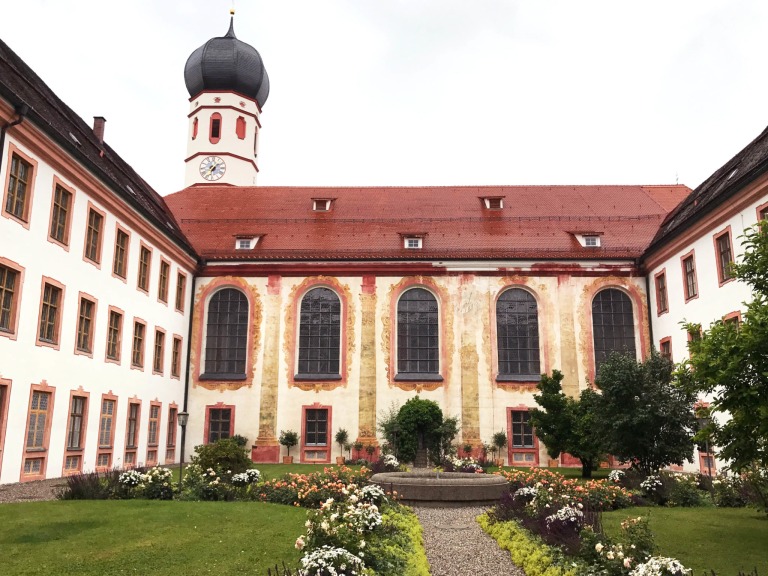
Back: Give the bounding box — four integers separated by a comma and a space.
413, 506, 525, 576
0, 477, 65, 503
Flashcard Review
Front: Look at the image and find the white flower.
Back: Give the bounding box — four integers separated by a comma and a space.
595, 543, 604, 553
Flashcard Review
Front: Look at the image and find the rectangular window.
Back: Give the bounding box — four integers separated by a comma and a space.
137, 246, 151, 292
132, 321, 145, 368
147, 404, 160, 446
0, 265, 19, 333
660, 338, 672, 360
49, 184, 72, 245
175, 273, 186, 312
655, 271, 668, 314
126, 402, 140, 448
158, 260, 170, 302
106, 309, 123, 361
511, 411, 534, 448
66, 396, 86, 450
760, 206, 768, 221
682, 254, 698, 300
404, 237, 422, 249
38, 282, 62, 344
305, 408, 328, 446
167, 407, 177, 447
113, 229, 129, 278
24, 458, 43, 475
207, 408, 232, 443
98, 399, 115, 448
171, 336, 182, 378
84, 208, 104, 263
715, 230, 734, 284
5, 153, 32, 221
96, 453, 111, 468
26, 391, 51, 449
64, 455, 81, 471
76, 296, 95, 353
153, 330, 165, 373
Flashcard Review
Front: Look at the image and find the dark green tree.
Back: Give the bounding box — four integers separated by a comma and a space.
530, 370, 607, 478
685, 221, 768, 472
595, 351, 697, 475
394, 396, 444, 463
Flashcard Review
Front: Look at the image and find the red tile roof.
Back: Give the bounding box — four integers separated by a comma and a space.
164, 184, 691, 261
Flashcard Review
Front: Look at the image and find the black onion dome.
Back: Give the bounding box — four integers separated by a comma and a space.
184, 17, 269, 107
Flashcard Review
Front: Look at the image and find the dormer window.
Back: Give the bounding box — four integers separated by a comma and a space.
584, 235, 599, 247
312, 199, 333, 212
235, 236, 259, 250
404, 237, 423, 249
572, 233, 602, 248
482, 197, 504, 210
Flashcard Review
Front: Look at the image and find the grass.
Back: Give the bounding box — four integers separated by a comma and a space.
602, 506, 768, 575
0, 500, 306, 576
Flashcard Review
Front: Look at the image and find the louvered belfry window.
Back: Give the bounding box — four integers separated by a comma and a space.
204, 289, 248, 378
497, 288, 540, 377
397, 288, 439, 375
592, 288, 636, 372
297, 288, 341, 378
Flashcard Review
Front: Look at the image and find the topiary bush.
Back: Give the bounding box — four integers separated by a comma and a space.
394, 396, 444, 463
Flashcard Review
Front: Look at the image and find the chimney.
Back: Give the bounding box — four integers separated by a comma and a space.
92, 116, 106, 143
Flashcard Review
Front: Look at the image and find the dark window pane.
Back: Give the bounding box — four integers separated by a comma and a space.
297, 288, 341, 375
205, 289, 248, 375
496, 289, 540, 375
592, 289, 636, 373
397, 288, 439, 374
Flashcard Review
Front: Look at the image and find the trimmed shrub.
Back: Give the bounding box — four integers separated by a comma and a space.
190, 437, 251, 478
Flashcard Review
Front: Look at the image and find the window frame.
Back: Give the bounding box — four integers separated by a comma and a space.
171, 335, 183, 379
112, 226, 131, 281
105, 306, 124, 364
175, 273, 187, 313
158, 258, 170, 303
137, 243, 152, 293
713, 227, 735, 286
0, 258, 24, 340
131, 318, 147, 370
209, 113, 222, 144
21, 382, 56, 481
36, 277, 65, 350
394, 286, 442, 381
403, 237, 423, 249
165, 405, 178, 464
62, 391, 89, 475
680, 250, 699, 302
83, 203, 106, 266
96, 393, 117, 470
300, 404, 332, 464
659, 336, 672, 361
47, 178, 75, 249
74, 293, 97, 357
654, 269, 669, 315
506, 408, 539, 467
152, 327, 166, 375
295, 286, 342, 380
495, 287, 541, 382
201, 287, 249, 380
2, 145, 37, 228
0, 378, 12, 478
204, 404, 234, 444
591, 287, 637, 375
146, 401, 161, 464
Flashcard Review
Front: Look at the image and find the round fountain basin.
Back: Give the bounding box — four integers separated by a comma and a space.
369, 470, 509, 507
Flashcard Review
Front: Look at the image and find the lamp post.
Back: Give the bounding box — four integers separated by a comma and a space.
178, 410, 189, 490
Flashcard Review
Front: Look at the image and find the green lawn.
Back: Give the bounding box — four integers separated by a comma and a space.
602, 506, 768, 575
0, 500, 306, 576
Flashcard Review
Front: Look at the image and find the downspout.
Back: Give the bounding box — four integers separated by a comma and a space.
0, 104, 29, 163
644, 266, 654, 351
180, 265, 199, 468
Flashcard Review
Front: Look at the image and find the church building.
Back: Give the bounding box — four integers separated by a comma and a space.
1, 15, 766, 482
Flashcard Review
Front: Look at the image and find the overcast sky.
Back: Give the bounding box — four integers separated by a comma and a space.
2, 0, 768, 195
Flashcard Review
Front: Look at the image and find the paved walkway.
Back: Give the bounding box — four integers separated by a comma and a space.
413, 506, 525, 576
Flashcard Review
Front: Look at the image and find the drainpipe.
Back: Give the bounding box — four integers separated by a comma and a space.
0, 104, 29, 164
644, 267, 654, 351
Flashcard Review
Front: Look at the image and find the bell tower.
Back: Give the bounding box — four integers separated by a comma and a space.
183, 11, 269, 186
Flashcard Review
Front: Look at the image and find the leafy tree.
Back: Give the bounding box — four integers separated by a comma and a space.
529, 370, 607, 478
685, 221, 768, 472
595, 351, 697, 475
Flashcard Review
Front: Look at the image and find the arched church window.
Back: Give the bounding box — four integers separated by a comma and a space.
397, 288, 439, 377
203, 288, 248, 379
236, 116, 246, 140
592, 288, 636, 373
296, 288, 341, 378
496, 288, 540, 378
209, 113, 222, 144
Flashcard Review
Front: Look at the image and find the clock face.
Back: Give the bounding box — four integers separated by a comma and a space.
199, 156, 226, 181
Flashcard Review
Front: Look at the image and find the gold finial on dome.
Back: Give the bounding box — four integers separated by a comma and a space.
230, 8, 235, 15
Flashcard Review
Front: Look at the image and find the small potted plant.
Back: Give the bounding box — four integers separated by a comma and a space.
492, 430, 507, 466
279, 430, 298, 464
353, 440, 363, 460
343, 442, 352, 460
463, 443, 473, 458
334, 428, 349, 465
365, 444, 376, 462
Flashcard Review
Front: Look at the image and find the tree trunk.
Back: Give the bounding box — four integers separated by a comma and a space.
581, 462, 594, 478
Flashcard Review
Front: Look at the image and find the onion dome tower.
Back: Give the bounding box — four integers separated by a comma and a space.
183, 10, 269, 186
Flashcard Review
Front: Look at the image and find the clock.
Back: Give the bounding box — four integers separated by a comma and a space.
199, 156, 226, 181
